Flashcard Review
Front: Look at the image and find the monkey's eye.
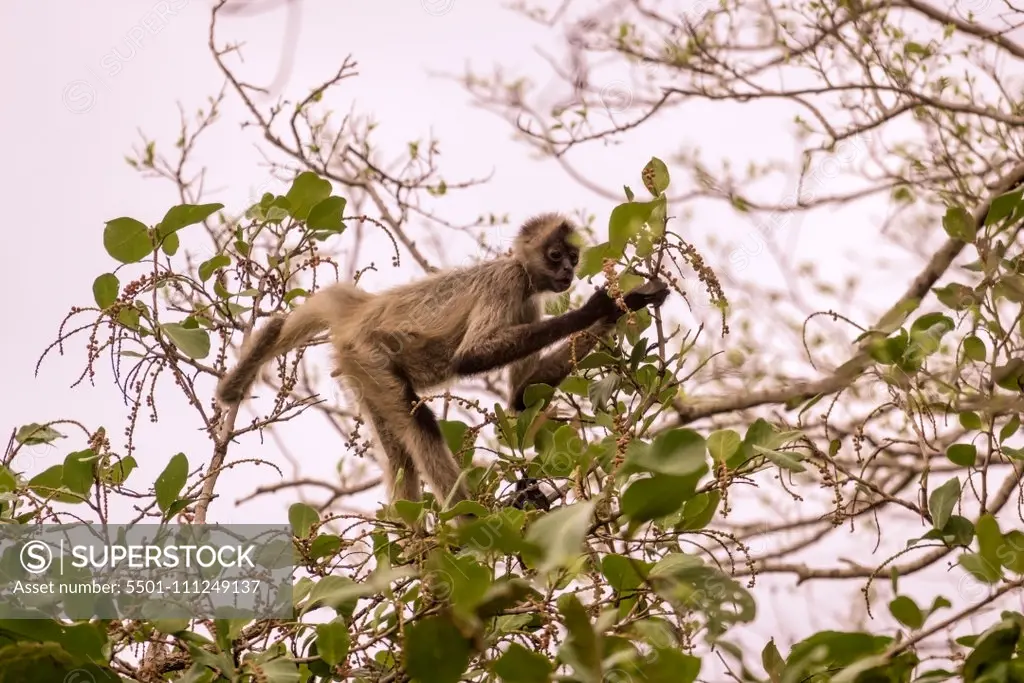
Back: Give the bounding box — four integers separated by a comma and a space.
568, 251, 578, 265
548, 250, 563, 262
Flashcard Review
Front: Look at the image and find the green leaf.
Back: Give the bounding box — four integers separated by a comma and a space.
975, 514, 1004, 569
393, 499, 425, 526
904, 41, 929, 56
985, 187, 1023, 226
678, 490, 721, 530
0, 642, 106, 683
575, 351, 618, 370
302, 576, 359, 617
199, 254, 231, 282
928, 477, 960, 530
437, 420, 470, 462
27, 465, 82, 504
1000, 530, 1024, 573
0, 466, 16, 496
927, 596, 952, 616
642, 157, 670, 196
959, 411, 983, 431
557, 594, 602, 683
624, 429, 707, 477
752, 445, 806, 472
621, 474, 693, 527
15, 423, 64, 446
941, 205, 976, 242
946, 444, 977, 468
92, 273, 119, 309
425, 550, 491, 616
707, 429, 741, 463
578, 242, 614, 278
601, 554, 648, 593
404, 615, 472, 683
525, 384, 557, 411
647, 561, 756, 637
439, 500, 489, 522
888, 595, 924, 629
523, 501, 595, 575
587, 374, 620, 411
289, 503, 320, 538
736, 419, 781, 467
933, 283, 977, 311
830, 653, 918, 683
786, 631, 893, 678
958, 552, 1001, 584
994, 358, 1024, 392
999, 415, 1020, 443
155, 453, 189, 513
315, 619, 350, 667
908, 313, 954, 351
929, 515, 975, 548
307, 196, 347, 232
251, 656, 298, 682
609, 200, 657, 252
474, 577, 542, 619
308, 534, 342, 560
62, 449, 96, 496
962, 335, 986, 362
286, 172, 332, 221
457, 509, 527, 556
762, 639, 784, 683
962, 619, 1021, 683
161, 231, 179, 256
157, 203, 222, 237
103, 217, 154, 264
637, 648, 701, 683
492, 643, 552, 683
117, 305, 141, 331
868, 330, 909, 365
301, 566, 415, 616
104, 456, 136, 486
160, 323, 211, 359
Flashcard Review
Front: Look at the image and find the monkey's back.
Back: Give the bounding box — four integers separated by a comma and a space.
358, 258, 531, 389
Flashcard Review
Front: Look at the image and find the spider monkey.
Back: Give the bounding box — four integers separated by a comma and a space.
216, 213, 670, 512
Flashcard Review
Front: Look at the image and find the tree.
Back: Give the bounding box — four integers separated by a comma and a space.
1, 1, 1023, 682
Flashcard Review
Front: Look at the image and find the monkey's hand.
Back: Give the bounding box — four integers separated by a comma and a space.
622, 279, 670, 312
585, 279, 670, 322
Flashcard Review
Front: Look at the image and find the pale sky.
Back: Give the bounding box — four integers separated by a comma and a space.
1, 0, 1011, 672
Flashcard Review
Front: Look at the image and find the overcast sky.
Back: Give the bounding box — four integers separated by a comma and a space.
2, 0, 1009, 666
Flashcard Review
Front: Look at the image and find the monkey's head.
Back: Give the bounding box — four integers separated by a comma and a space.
514, 213, 583, 293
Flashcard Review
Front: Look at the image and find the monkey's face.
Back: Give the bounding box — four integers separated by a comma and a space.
516, 215, 583, 293
537, 225, 581, 293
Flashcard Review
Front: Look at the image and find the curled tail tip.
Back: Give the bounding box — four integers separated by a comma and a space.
215, 315, 288, 408
216, 375, 245, 407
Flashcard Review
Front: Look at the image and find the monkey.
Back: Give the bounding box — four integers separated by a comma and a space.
508, 477, 551, 512
216, 213, 670, 515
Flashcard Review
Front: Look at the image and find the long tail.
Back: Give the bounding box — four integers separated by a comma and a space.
216, 283, 369, 406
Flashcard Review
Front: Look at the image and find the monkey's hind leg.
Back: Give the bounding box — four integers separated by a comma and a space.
362, 404, 423, 505
340, 357, 470, 515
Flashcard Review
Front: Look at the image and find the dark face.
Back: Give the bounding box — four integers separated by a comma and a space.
542, 232, 579, 292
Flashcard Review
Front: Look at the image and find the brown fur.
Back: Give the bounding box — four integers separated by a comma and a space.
215, 214, 669, 512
